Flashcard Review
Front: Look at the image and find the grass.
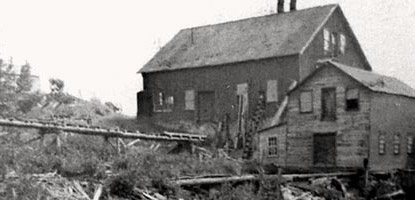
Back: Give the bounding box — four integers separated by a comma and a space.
0, 129, 250, 199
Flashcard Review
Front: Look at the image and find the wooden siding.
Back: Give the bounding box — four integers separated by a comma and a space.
286, 66, 371, 168
369, 93, 415, 171
258, 125, 287, 165
300, 7, 371, 81
143, 55, 299, 131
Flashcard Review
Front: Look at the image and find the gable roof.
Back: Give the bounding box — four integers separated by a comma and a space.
139, 4, 339, 73
291, 60, 415, 99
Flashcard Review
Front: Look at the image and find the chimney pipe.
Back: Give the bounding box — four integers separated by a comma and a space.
290, 0, 297, 11
277, 0, 284, 13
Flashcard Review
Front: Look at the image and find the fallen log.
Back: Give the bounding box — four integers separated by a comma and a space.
176, 172, 356, 186
373, 189, 405, 200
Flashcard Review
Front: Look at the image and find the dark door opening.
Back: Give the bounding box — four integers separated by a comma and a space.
313, 133, 336, 166
321, 87, 336, 121
197, 91, 215, 122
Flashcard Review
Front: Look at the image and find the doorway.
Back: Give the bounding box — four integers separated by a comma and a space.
313, 133, 336, 166
197, 91, 215, 122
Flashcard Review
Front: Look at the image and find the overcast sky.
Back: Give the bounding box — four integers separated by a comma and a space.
0, 0, 414, 115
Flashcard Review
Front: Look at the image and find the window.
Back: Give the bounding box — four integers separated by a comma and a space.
323, 28, 330, 55
379, 134, 386, 155
321, 88, 337, 121
153, 92, 174, 112
408, 135, 414, 154
268, 137, 278, 156
300, 91, 313, 113
324, 29, 346, 56
331, 32, 339, 57
345, 88, 359, 111
185, 90, 195, 110
394, 133, 401, 155
340, 34, 346, 54
266, 80, 278, 102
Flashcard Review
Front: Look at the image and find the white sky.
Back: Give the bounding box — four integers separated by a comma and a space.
0, 0, 414, 116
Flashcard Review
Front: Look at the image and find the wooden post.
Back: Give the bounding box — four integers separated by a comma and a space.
364, 158, 369, 188
55, 130, 64, 154
56, 134, 61, 153
276, 168, 283, 200
104, 137, 118, 154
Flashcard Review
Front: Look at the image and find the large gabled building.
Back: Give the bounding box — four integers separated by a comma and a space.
137, 3, 371, 147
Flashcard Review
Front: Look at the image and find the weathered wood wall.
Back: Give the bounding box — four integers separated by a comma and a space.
258, 125, 287, 165
369, 93, 415, 171
286, 66, 371, 168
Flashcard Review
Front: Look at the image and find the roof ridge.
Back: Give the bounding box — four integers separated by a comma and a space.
325, 60, 392, 80
182, 4, 339, 31
323, 60, 415, 99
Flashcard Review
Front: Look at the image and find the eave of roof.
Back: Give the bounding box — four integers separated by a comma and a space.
288, 60, 415, 99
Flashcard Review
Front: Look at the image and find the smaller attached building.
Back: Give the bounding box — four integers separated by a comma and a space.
259, 60, 415, 171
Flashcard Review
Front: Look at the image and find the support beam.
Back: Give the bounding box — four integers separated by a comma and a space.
0, 118, 206, 143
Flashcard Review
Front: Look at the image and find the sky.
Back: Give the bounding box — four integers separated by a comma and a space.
0, 0, 414, 116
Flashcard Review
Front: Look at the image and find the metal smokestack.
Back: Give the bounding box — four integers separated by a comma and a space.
290, 0, 297, 11
277, 0, 284, 13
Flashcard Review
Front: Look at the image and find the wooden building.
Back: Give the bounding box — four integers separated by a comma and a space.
259, 60, 415, 171
137, 3, 371, 148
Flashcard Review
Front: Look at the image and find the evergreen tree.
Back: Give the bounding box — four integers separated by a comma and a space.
16, 62, 33, 93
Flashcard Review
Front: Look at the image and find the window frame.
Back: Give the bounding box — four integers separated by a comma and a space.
184, 90, 195, 110
323, 28, 331, 55
153, 91, 174, 113
266, 79, 278, 103
340, 33, 346, 54
331, 32, 339, 57
267, 137, 278, 157
379, 134, 386, 155
321, 87, 337, 121
393, 133, 401, 155
345, 88, 360, 111
299, 90, 313, 114
408, 134, 414, 155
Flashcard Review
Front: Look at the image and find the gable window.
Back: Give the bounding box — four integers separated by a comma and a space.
323, 28, 331, 55
408, 135, 414, 154
300, 91, 313, 113
379, 134, 386, 155
321, 87, 337, 121
340, 34, 346, 54
394, 133, 401, 155
345, 88, 359, 111
266, 80, 278, 102
185, 90, 195, 110
331, 32, 339, 57
153, 92, 174, 112
268, 137, 278, 156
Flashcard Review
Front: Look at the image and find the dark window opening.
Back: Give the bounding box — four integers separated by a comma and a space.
321, 87, 336, 121
346, 88, 359, 111
346, 99, 359, 110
